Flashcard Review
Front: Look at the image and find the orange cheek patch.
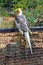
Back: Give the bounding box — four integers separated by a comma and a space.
17, 10, 20, 13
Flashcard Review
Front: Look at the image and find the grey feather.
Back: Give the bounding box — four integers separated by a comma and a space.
15, 14, 28, 32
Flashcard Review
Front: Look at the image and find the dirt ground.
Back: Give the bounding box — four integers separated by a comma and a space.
0, 31, 43, 65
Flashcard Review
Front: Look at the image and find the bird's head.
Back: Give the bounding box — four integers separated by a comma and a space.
17, 8, 22, 15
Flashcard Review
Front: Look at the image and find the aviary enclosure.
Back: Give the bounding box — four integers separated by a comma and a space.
0, 0, 43, 65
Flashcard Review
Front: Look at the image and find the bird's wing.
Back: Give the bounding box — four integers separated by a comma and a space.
16, 14, 28, 24
14, 19, 20, 29
15, 14, 29, 32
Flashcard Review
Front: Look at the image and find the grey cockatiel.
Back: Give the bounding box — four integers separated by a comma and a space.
15, 8, 33, 54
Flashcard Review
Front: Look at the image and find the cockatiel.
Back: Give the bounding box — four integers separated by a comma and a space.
15, 8, 33, 54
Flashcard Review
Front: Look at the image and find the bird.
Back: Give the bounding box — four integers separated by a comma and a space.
14, 8, 33, 54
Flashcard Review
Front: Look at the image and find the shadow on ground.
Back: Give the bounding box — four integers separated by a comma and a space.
0, 43, 43, 65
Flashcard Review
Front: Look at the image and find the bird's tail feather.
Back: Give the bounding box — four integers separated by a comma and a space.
24, 31, 33, 54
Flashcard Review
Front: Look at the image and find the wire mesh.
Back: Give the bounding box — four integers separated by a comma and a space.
0, 31, 43, 65
0, 2, 43, 65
